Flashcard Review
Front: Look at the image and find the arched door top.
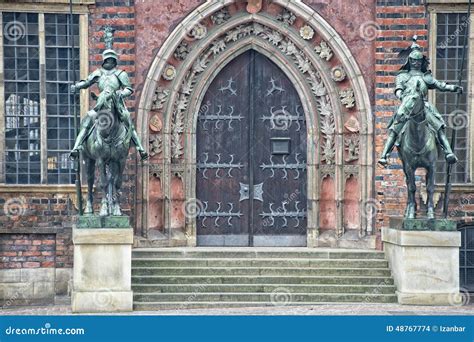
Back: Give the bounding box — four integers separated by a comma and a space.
138, 1, 375, 248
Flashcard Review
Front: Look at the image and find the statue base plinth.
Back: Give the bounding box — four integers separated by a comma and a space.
72, 226, 133, 313
382, 219, 461, 305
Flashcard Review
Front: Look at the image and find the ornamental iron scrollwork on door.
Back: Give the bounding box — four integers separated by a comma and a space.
198, 202, 243, 228
198, 104, 243, 131
260, 201, 307, 228
260, 153, 306, 179
260, 105, 305, 131
197, 153, 243, 179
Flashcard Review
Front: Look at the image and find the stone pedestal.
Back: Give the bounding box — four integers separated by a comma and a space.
382, 218, 461, 305
72, 217, 133, 313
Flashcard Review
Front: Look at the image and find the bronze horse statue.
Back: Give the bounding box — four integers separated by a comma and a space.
397, 80, 438, 219
82, 104, 131, 217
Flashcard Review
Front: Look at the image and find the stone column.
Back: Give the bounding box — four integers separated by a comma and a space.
382, 218, 461, 305
72, 217, 133, 313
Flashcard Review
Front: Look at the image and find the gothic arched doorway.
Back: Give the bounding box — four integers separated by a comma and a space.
196, 50, 307, 247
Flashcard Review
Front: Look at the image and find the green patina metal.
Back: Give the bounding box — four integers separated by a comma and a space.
390, 217, 457, 232
70, 26, 148, 221
378, 37, 462, 220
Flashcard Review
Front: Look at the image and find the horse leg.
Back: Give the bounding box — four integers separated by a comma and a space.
426, 166, 435, 219
84, 157, 95, 215
405, 165, 417, 219
98, 160, 109, 216
109, 160, 124, 216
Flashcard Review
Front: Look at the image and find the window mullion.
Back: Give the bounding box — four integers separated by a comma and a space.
468, 11, 474, 183
0, 14, 5, 184
39, 13, 47, 184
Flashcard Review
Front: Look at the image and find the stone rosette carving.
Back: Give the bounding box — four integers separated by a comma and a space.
162, 64, 177, 81
340, 88, 356, 109
300, 25, 315, 40
189, 23, 207, 40
315, 41, 333, 61
331, 65, 346, 82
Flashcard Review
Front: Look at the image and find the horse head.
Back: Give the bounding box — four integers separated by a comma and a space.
401, 79, 425, 120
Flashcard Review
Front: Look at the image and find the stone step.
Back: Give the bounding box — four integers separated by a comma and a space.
131, 258, 389, 268
133, 292, 398, 304
132, 249, 386, 260
132, 283, 397, 294
132, 275, 394, 285
131, 267, 392, 277
134, 298, 398, 310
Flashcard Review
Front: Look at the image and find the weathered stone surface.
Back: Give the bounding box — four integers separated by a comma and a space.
72, 228, 133, 313
390, 217, 457, 232
382, 227, 461, 305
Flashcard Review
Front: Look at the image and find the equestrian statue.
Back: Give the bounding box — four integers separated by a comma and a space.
378, 36, 462, 219
70, 26, 148, 217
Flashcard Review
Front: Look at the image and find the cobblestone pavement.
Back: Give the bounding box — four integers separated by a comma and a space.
2, 303, 473, 316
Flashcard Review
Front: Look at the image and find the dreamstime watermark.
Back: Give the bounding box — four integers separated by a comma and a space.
5, 323, 85, 336
96, 110, 115, 131
359, 21, 380, 42
439, 16, 471, 49
361, 198, 381, 220
3, 20, 26, 42
179, 278, 213, 310
182, 198, 205, 219
447, 109, 469, 131
3, 196, 27, 219
270, 287, 292, 307
448, 287, 471, 307
93, 290, 114, 309
269, 107, 292, 130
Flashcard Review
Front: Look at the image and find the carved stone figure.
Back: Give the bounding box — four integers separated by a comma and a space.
378, 37, 462, 219
70, 27, 148, 216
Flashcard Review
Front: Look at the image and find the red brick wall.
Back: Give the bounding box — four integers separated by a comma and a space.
0, 234, 56, 269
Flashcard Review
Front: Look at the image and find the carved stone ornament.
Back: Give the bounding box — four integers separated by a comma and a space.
174, 41, 190, 61
149, 114, 162, 132
152, 87, 169, 111
162, 64, 177, 81
344, 134, 360, 163
344, 116, 360, 133
211, 8, 231, 25
340, 88, 356, 109
331, 65, 346, 82
315, 41, 333, 61
277, 9, 296, 26
149, 134, 163, 157
189, 23, 207, 40
167, 20, 337, 165
300, 25, 315, 40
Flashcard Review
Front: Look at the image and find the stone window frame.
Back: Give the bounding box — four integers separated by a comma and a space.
0, 2, 89, 188
428, 3, 474, 187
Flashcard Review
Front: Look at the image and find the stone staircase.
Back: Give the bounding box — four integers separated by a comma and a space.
131, 248, 397, 310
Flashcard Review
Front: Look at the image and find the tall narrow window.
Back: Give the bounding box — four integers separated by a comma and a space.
3, 13, 40, 184
45, 13, 79, 184
434, 12, 469, 184
1, 12, 80, 184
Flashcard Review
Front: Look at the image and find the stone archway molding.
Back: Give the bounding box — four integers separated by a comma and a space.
136, 0, 374, 248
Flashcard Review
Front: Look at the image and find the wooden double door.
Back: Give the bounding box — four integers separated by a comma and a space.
196, 50, 307, 246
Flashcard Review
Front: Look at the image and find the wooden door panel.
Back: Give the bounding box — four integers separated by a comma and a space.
196, 50, 307, 246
